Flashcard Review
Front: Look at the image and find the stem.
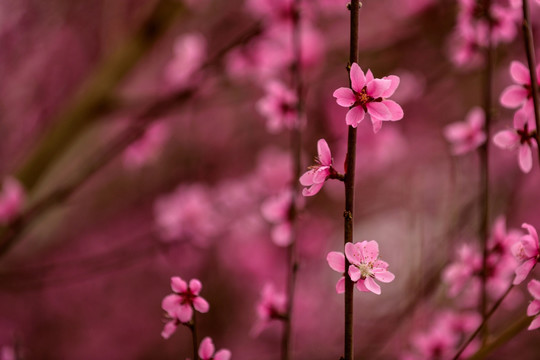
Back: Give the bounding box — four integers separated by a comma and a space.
521, 0, 540, 159
479, 0, 493, 342
468, 315, 532, 360
281, 1, 302, 359
344, 2, 360, 360
189, 314, 199, 360
452, 283, 513, 360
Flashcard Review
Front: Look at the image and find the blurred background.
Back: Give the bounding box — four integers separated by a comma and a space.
1, 0, 540, 358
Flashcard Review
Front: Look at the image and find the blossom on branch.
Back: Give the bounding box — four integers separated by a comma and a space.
444, 107, 486, 155
251, 283, 287, 336
299, 139, 337, 197
198, 337, 231, 360
512, 223, 539, 285
500, 61, 540, 115
527, 279, 540, 330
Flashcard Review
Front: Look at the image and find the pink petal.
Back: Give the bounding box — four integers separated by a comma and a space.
514, 258, 536, 285
302, 182, 324, 197
364, 277, 381, 295
176, 303, 194, 323
361, 240, 380, 263
371, 118, 383, 133
327, 251, 345, 273
193, 297, 210, 313
523, 223, 539, 246
350, 63, 366, 92
518, 144, 533, 173
189, 279, 202, 294
345, 106, 366, 127
356, 279, 369, 292
299, 170, 316, 186
522, 235, 539, 258
528, 316, 540, 330
366, 102, 391, 120
345, 242, 362, 265
493, 130, 519, 149
199, 337, 215, 359
510, 61, 530, 84
312, 167, 330, 184
161, 320, 178, 339
365, 69, 374, 83
214, 350, 232, 360
467, 107, 485, 129
514, 108, 530, 129
527, 299, 540, 316
366, 79, 392, 98
381, 75, 400, 98
171, 276, 188, 293
444, 123, 469, 142
336, 276, 345, 294
162, 294, 180, 314
348, 265, 361, 282
500, 85, 528, 108
333, 87, 356, 107
317, 139, 332, 166
272, 222, 292, 246
374, 270, 395, 283
381, 100, 404, 121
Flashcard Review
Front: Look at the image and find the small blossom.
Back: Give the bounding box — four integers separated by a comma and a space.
511, 223, 539, 285
444, 107, 486, 155
299, 139, 335, 197
161, 276, 210, 339
123, 121, 169, 170
500, 61, 540, 114
261, 191, 298, 246
198, 337, 231, 360
251, 283, 287, 336
0, 177, 25, 224
333, 63, 403, 133
256, 80, 297, 133
493, 109, 537, 173
165, 33, 206, 89
345, 240, 395, 295
527, 279, 540, 330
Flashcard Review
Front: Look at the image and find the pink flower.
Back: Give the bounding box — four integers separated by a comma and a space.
261, 191, 296, 246
0, 177, 25, 224
345, 240, 395, 295
326, 251, 346, 294
512, 223, 539, 285
500, 61, 540, 114
251, 283, 287, 336
161, 276, 210, 339
493, 109, 537, 173
256, 80, 297, 133
444, 107, 486, 155
123, 121, 169, 170
299, 139, 335, 197
527, 279, 540, 330
333, 63, 403, 133
165, 33, 206, 89
198, 337, 231, 360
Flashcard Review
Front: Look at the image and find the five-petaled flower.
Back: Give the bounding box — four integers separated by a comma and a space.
511, 223, 539, 285
500, 61, 540, 115
333, 63, 403, 133
256, 80, 298, 133
493, 109, 537, 173
527, 279, 540, 330
197, 337, 231, 360
444, 107, 486, 155
161, 276, 210, 339
299, 139, 336, 196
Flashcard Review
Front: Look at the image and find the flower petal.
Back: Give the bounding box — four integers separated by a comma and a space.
345, 106, 366, 127
161, 320, 178, 339
214, 350, 232, 360
327, 251, 345, 273
193, 297, 210, 313
493, 130, 519, 149
361, 240, 380, 263
366, 102, 391, 120
356, 279, 369, 292
333, 87, 356, 107
171, 276, 188, 293
366, 79, 392, 98
381, 100, 404, 121
350, 63, 366, 92
513, 258, 536, 285
345, 242, 362, 265
348, 265, 361, 282
302, 182, 324, 197
510, 61, 530, 84
527, 299, 540, 316
162, 294, 180, 314
177, 303, 194, 323
199, 337, 215, 360
381, 75, 400, 98
528, 316, 540, 330
336, 276, 346, 294
317, 139, 332, 166
299, 170, 316, 186
189, 279, 202, 294
500, 85, 528, 108
364, 276, 381, 295
518, 144, 533, 173
374, 270, 395, 283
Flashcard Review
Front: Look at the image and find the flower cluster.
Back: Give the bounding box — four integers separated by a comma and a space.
333, 63, 403, 133
327, 240, 395, 295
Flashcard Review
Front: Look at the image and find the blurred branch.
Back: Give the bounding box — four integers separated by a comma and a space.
0, 22, 263, 260
16, 0, 186, 191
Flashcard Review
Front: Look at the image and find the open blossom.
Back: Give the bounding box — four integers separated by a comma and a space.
161, 277, 209, 339
0, 177, 25, 224
251, 283, 287, 336
512, 223, 539, 285
527, 279, 540, 330
256, 80, 297, 133
198, 337, 231, 360
333, 63, 403, 133
500, 61, 540, 114
493, 109, 537, 173
299, 139, 335, 197
444, 107, 486, 155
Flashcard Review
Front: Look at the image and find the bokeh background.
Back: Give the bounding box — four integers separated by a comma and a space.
1, 0, 540, 359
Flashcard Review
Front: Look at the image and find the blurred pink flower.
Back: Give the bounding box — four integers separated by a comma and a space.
443, 243, 482, 297
261, 190, 296, 246
252, 283, 287, 336
198, 337, 231, 360
246, 0, 294, 24
123, 121, 169, 170
299, 139, 335, 196
500, 61, 540, 114
0, 347, 15, 360
512, 223, 539, 285
256, 80, 297, 133
444, 107, 486, 155
326, 251, 346, 294
161, 277, 209, 339
493, 109, 537, 173
333, 63, 403, 133
527, 279, 540, 330
345, 240, 395, 295
0, 177, 24, 224
165, 33, 206, 89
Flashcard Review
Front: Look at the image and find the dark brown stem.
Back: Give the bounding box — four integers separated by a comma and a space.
188, 315, 199, 360
344, 2, 360, 360
521, 0, 540, 159
479, 0, 493, 343
281, 1, 302, 359
452, 283, 513, 360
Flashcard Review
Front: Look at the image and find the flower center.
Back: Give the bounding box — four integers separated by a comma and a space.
357, 262, 374, 279
356, 88, 371, 106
